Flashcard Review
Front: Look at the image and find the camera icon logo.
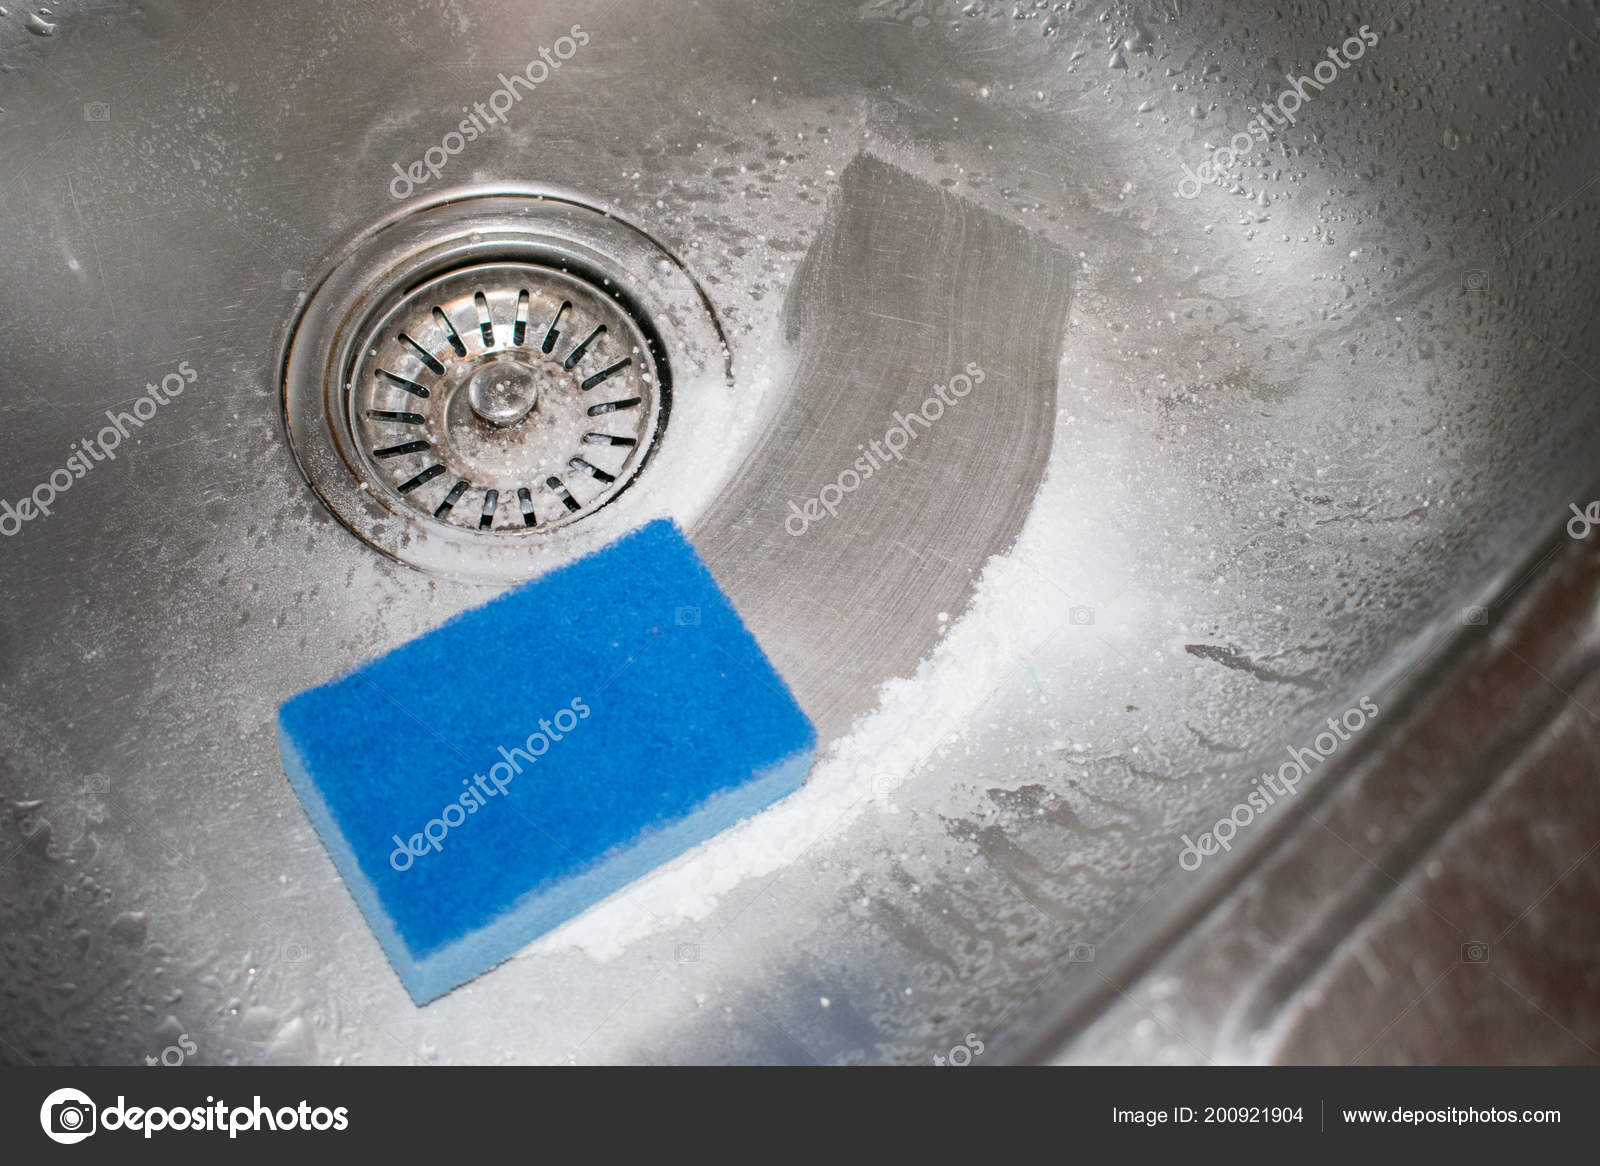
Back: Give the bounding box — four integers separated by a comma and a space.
933, 1033, 985, 1066
674, 606, 700, 626
1461, 606, 1489, 627
674, 942, 700, 964
40, 1087, 97, 1144
1067, 941, 1097, 964
83, 102, 110, 122
1068, 605, 1095, 626
1460, 941, 1491, 965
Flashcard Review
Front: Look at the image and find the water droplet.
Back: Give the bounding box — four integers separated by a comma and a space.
109, 911, 148, 946
26, 10, 56, 35
1442, 126, 1461, 150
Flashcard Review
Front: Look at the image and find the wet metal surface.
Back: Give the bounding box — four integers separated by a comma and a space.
1, 0, 1598, 1065
702, 153, 1068, 739
1045, 532, 1600, 1064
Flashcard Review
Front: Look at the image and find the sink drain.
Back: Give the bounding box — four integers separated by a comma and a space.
352, 262, 662, 532
281, 191, 726, 581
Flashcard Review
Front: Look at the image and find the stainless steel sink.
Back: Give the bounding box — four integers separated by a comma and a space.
2, 0, 1597, 1065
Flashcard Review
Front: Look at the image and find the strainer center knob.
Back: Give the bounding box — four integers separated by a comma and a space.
466, 358, 541, 426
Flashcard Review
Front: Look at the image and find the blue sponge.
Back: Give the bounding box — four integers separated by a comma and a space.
276, 519, 815, 1004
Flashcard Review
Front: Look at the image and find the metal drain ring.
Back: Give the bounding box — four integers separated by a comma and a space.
281, 189, 728, 582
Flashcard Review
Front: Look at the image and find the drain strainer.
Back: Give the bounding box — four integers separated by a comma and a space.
352, 263, 661, 532
281, 190, 727, 581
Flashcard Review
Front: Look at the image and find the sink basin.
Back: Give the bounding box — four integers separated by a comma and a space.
2, 0, 1596, 1065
